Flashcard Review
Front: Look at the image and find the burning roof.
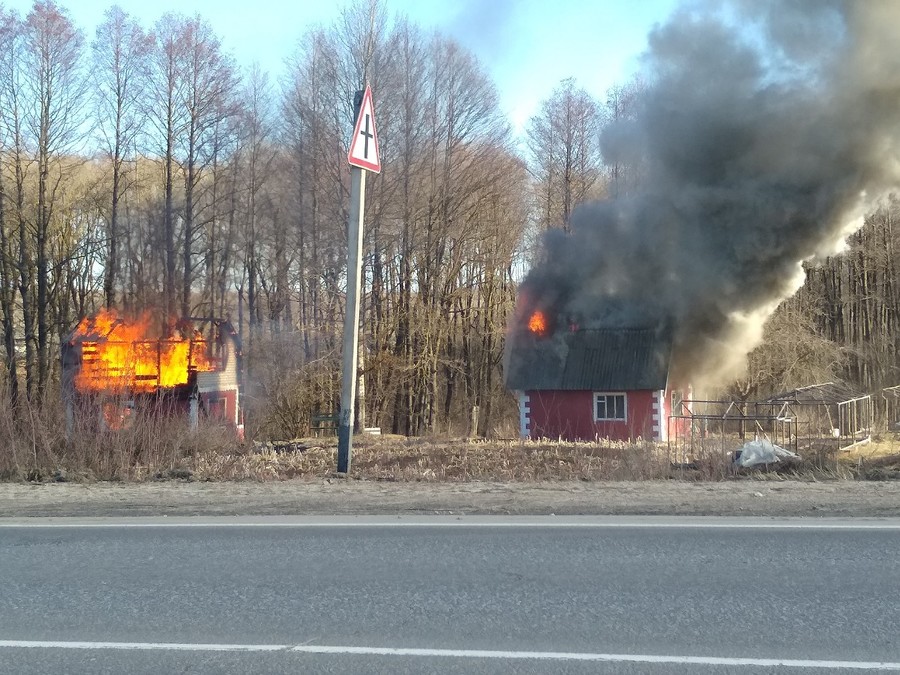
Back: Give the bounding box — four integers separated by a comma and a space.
527, 310, 549, 337
505, 326, 672, 392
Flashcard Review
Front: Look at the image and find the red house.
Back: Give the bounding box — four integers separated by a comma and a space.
506, 326, 679, 442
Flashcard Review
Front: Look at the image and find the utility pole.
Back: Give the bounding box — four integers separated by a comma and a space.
338, 85, 381, 474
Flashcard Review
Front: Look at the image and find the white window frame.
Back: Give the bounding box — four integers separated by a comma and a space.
594, 392, 627, 422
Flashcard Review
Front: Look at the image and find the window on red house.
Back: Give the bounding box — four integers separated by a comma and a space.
594, 393, 626, 421
206, 396, 227, 420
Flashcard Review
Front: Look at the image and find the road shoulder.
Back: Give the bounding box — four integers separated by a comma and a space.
0, 479, 898, 518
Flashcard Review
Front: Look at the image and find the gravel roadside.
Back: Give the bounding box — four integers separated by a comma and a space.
1, 479, 899, 518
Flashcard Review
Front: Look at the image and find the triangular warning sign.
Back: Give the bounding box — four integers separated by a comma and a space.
348, 85, 381, 173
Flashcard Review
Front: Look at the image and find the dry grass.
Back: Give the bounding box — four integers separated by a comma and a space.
839, 434, 900, 480
2, 394, 898, 483
210, 436, 680, 482
0, 402, 699, 482
0, 397, 238, 482
184, 434, 873, 482
146, 434, 743, 483
844, 435, 900, 461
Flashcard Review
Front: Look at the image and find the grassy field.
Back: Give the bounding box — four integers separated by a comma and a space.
3, 398, 899, 482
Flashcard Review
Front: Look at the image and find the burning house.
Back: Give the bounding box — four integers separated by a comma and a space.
505, 2, 900, 443
506, 308, 683, 442
62, 309, 243, 435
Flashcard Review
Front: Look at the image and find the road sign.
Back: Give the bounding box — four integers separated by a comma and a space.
347, 85, 381, 173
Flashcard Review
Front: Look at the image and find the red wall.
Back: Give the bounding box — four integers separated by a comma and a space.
526, 389, 661, 442
200, 390, 237, 426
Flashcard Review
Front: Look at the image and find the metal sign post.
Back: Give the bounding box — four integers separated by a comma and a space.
337, 166, 365, 473
338, 85, 381, 474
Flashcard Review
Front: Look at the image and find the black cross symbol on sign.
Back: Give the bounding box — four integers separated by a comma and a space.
360, 114, 374, 158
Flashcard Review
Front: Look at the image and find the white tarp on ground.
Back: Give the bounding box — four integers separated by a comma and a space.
735, 438, 800, 468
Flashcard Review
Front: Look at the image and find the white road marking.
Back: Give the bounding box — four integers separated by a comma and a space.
0, 640, 897, 669
0, 640, 281, 652
2, 518, 900, 530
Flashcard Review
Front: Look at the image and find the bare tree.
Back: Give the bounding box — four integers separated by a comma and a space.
241, 67, 283, 330
148, 13, 188, 320
371, 17, 427, 432
231, 63, 275, 349
178, 16, 237, 318
527, 78, 602, 232
0, 140, 15, 403
92, 5, 152, 309
282, 27, 345, 365
732, 293, 845, 402
0, 8, 37, 399
200, 97, 240, 321
0, 8, 23, 403
601, 77, 645, 199
22, 0, 88, 396
336, 0, 387, 115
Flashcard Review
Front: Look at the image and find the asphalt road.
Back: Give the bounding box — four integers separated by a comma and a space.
1, 516, 899, 674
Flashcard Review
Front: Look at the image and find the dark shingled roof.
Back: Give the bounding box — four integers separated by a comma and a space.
505, 326, 672, 391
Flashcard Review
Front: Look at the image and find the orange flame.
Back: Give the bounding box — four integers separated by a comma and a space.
72, 308, 216, 394
528, 310, 548, 336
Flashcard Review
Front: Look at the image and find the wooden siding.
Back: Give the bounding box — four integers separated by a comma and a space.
525, 389, 662, 442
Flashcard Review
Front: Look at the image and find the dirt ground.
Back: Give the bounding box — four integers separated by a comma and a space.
1, 478, 899, 518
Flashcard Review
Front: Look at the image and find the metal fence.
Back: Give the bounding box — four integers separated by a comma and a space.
667, 392, 872, 467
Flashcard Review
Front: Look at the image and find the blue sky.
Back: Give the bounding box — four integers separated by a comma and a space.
6, 0, 681, 135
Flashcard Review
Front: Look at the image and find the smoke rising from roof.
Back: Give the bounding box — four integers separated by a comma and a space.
510, 0, 900, 390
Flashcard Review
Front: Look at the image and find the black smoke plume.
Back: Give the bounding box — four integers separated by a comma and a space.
510, 0, 900, 390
